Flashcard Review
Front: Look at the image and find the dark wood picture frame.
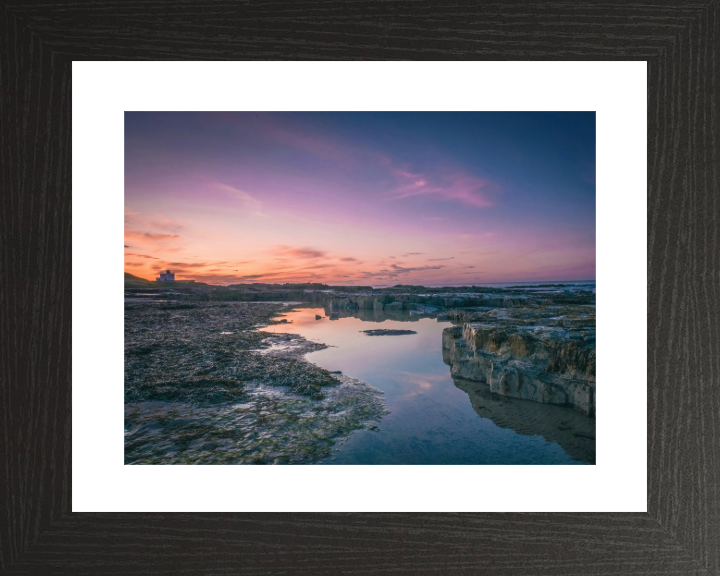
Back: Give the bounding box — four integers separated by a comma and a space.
2, 2, 718, 574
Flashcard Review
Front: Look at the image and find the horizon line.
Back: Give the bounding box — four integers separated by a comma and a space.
126, 272, 596, 287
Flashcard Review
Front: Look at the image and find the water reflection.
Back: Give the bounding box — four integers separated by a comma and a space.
278, 307, 593, 464
323, 306, 430, 323
451, 377, 595, 464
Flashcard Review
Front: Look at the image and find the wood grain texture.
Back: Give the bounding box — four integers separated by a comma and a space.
1, 1, 718, 574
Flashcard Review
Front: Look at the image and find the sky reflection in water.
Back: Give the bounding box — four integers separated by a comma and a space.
279, 307, 588, 465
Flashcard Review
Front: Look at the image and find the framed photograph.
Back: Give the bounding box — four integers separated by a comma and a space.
73, 61, 645, 514
4, 3, 718, 574
121, 109, 600, 469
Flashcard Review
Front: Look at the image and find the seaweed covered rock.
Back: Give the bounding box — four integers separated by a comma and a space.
124, 302, 345, 403
124, 301, 388, 464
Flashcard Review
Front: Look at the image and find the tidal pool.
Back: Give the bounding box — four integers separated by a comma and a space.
280, 306, 592, 465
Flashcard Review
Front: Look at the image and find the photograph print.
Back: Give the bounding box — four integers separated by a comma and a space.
124, 111, 596, 465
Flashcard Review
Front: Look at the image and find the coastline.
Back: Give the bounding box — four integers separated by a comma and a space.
124, 283, 596, 464
124, 301, 386, 464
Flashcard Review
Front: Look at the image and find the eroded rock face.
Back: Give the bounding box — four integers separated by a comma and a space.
442, 305, 596, 416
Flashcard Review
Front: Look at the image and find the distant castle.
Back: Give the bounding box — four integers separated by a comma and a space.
156, 270, 175, 282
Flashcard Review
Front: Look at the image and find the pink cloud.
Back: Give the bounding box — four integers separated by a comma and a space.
125, 209, 184, 233
389, 168, 493, 208
210, 181, 262, 211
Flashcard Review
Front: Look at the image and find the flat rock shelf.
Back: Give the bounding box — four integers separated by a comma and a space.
361, 329, 418, 336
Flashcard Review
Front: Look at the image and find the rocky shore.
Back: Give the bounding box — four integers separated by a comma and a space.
125, 279, 596, 429
125, 277, 594, 311
442, 305, 596, 416
124, 301, 387, 464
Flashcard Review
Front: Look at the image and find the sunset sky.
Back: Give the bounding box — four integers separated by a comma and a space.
125, 112, 595, 286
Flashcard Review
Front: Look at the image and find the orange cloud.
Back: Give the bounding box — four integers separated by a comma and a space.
355, 264, 446, 280
273, 245, 327, 259
125, 230, 180, 242
125, 209, 184, 233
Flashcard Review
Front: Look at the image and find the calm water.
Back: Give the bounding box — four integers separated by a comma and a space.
278, 307, 592, 465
